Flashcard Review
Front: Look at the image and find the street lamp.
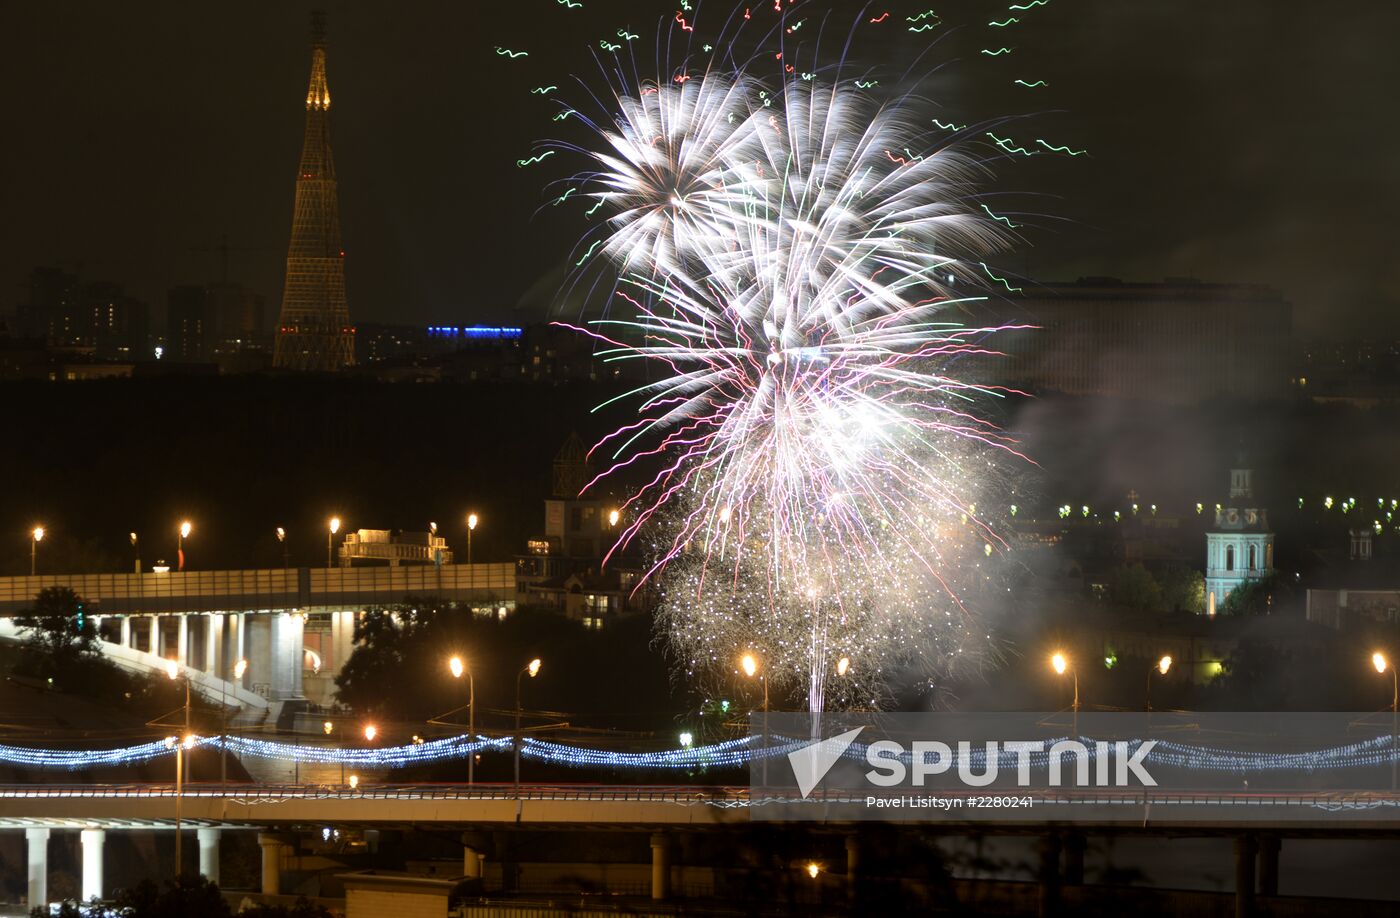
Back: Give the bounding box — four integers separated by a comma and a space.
1051, 651, 1079, 739
363, 723, 377, 743
220, 658, 248, 786
514, 657, 541, 794
741, 652, 770, 785
1147, 654, 1172, 712
130, 531, 140, 574
165, 661, 192, 877
449, 655, 476, 785
276, 527, 289, 568
466, 513, 479, 564
29, 527, 44, 576
1375, 651, 1398, 790
327, 517, 341, 569
608, 509, 620, 528
177, 521, 192, 572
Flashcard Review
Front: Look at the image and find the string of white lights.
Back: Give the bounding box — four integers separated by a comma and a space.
0, 733, 1397, 773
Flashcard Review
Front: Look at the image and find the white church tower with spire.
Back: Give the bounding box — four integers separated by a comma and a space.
1205, 464, 1275, 614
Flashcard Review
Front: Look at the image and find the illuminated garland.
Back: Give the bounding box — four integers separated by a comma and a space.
1, 733, 1397, 774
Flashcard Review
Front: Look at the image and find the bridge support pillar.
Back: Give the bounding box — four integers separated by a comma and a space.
80, 828, 105, 901
1063, 834, 1086, 886
205, 614, 219, 673
25, 827, 49, 910
148, 615, 160, 655
119, 615, 131, 648
177, 615, 189, 665
1235, 835, 1257, 918
1037, 834, 1062, 918
1257, 835, 1280, 897
258, 833, 288, 896
845, 834, 860, 904
463, 846, 482, 879
198, 827, 221, 883
650, 833, 670, 900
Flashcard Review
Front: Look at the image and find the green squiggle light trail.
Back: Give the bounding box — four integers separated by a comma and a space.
1009, 0, 1049, 9
1036, 139, 1087, 155
986, 132, 1038, 156
981, 205, 1020, 228
854, 80, 879, 88
517, 151, 555, 167
981, 263, 1023, 292
575, 240, 601, 265
599, 40, 621, 51
552, 110, 578, 122
989, 17, 1019, 27
981, 47, 1013, 56
908, 23, 939, 33
1013, 79, 1048, 88
554, 189, 577, 206
585, 200, 606, 217
932, 118, 967, 131
494, 47, 528, 58
531, 86, 558, 95
906, 9, 938, 21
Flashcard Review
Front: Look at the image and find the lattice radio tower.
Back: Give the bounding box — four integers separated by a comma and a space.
273, 11, 355, 371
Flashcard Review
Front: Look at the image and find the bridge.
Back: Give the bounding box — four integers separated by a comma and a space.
0, 564, 514, 718
3, 782, 1399, 911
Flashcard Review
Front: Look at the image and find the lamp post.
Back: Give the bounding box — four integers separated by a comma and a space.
165, 661, 192, 877
220, 658, 247, 787
1052, 652, 1079, 740
466, 513, 479, 564
514, 658, 541, 795
742, 653, 769, 786
449, 656, 476, 785
324, 720, 345, 785
276, 527, 288, 568
1147, 655, 1172, 712
130, 531, 140, 574
1374, 651, 1398, 790
29, 527, 44, 576
177, 521, 191, 572
327, 517, 341, 569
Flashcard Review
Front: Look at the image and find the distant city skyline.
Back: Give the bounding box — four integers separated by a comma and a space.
1, 1, 1397, 336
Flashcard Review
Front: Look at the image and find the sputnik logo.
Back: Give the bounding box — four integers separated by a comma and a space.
787, 727, 865, 798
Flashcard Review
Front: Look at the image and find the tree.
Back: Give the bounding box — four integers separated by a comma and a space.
1158, 566, 1206, 614
1106, 564, 1162, 611
1219, 574, 1280, 617
15, 586, 100, 659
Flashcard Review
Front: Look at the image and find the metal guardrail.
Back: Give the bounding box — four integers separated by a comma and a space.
0, 783, 752, 804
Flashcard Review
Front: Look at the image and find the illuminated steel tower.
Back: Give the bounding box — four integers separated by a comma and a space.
274, 12, 355, 371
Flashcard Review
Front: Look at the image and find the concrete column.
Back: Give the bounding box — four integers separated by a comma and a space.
845, 834, 860, 903
25, 827, 49, 910
1063, 834, 1086, 886
177, 615, 190, 665
1037, 834, 1062, 918
197, 827, 221, 883
205, 614, 218, 674
463, 846, 482, 878
1257, 835, 1280, 897
1235, 835, 1258, 918
149, 615, 160, 656
119, 616, 131, 648
270, 612, 305, 700
331, 610, 354, 676
258, 833, 285, 896
650, 833, 670, 901
233, 613, 246, 683
80, 828, 105, 901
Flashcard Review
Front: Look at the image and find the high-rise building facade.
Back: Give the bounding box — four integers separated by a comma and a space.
273, 12, 354, 371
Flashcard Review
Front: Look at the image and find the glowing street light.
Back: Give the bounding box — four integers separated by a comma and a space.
466, 513, 479, 564
1375, 651, 1398, 790
327, 517, 341, 568
29, 526, 44, 576
1147, 654, 1173, 711
363, 724, 377, 743
806, 862, 822, 879
679, 731, 693, 748
276, 527, 289, 568
608, 509, 621, 528
1050, 651, 1079, 739
221, 657, 249, 786
177, 521, 192, 572
130, 531, 140, 573
742, 652, 770, 786
515, 657, 542, 793
448, 655, 476, 785
165, 661, 191, 877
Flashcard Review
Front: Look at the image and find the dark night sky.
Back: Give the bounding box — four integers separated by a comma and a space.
1, 1, 1397, 336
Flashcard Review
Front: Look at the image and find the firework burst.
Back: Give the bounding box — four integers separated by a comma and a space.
553, 14, 1032, 712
